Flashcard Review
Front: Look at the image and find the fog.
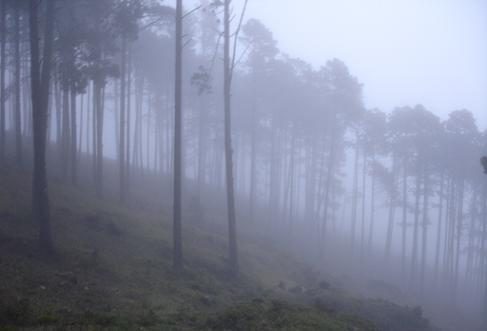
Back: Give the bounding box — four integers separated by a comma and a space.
242, 0, 487, 128
0, 1, 486, 330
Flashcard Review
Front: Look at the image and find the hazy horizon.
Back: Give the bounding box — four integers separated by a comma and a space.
185, 0, 487, 127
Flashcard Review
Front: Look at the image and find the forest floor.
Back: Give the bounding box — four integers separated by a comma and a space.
0, 162, 438, 330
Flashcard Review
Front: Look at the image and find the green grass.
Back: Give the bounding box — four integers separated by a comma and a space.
0, 164, 435, 330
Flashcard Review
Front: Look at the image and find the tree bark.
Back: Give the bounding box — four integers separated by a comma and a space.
433, 171, 445, 283
29, 0, 55, 253
350, 142, 359, 252
70, 88, 77, 184
119, 37, 127, 203
385, 154, 397, 262
14, 5, 22, 166
224, 0, 238, 276
172, 0, 183, 270
0, 0, 6, 161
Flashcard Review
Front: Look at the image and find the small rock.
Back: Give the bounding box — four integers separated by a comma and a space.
40, 285, 46, 290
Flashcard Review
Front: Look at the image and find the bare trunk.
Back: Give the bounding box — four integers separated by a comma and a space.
385, 154, 397, 262
14, 6, 22, 166
70, 88, 77, 185
172, 0, 183, 269
224, 0, 238, 276
119, 37, 127, 203
410, 158, 422, 289
420, 168, 429, 294
350, 143, 359, 252
434, 171, 445, 283
62, 89, 70, 179
29, 0, 55, 253
401, 163, 408, 273
0, 0, 6, 161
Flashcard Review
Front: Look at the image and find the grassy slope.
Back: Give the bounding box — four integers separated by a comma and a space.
0, 164, 435, 330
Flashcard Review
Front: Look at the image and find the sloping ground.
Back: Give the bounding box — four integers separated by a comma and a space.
0, 164, 436, 330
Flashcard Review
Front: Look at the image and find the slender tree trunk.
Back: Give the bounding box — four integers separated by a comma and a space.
287, 127, 296, 237
92, 81, 97, 187
351, 142, 359, 252
249, 95, 257, 224
197, 95, 207, 213
224, 0, 238, 276
453, 178, 464, 301
62, 89, 70, 179
119, 37, 127, 203
95, 82, 104, 198
434, 171, 445, 283
133, 76, 143, 173
172, 0, 183, 269
410, 158, 422, 289
126, 46, 132, 197
367, 153, 376, 254
360, 148, 367, 259
482, 179, 487, 328
0, 0, 6, 161
401, 163, 408, 273
70, 88, 77, 185
29, 0, 55, 253
385, 154, 397, 262
79, 94, 84, 153
420, 168, 429, 294
55, 80, 62, 148
466, 189, 477, 280
322, 119, 337, 255
14, 6, 22, 167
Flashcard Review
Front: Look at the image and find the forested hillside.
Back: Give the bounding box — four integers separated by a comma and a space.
0, 0, 485, 330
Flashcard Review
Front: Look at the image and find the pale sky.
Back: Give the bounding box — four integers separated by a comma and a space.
186, 0, 487, 129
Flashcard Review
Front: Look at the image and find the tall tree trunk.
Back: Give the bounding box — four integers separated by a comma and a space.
172, 0, 183, 269
401, 163, 408, 273
287, 127, 296, 238
367, 154, 376, 254
95, 82, 104, 198
434, 171, 445, 283
126, 46, 132, 197
224, 0, 238, 276
420, 168, 429, 294
133, 76, 143, 173
248, 95, 257, 224
29, 0, 55, 253
360, 148, 367, 259
482, 180, 487, 328
61, 89, 70, 179
322, 118, 337, 256
385, 154, 397, 262
79, 94, 84, 153
350, 142, 359, 252
70, 87, 77, 185
466, 189, 477, 280
14, 6, 22, 167
92, 82, 97, 188
197, 95, 207, 213
453, 178, 464, 301
410, 158, 422, 289
0, 0, 6, 161
55, 80, 62, 148
119, 37, 127, 203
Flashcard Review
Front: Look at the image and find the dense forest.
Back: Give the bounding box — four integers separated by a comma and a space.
0, 0, 486, 330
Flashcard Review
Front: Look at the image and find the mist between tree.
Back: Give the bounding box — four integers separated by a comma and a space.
0, 0, 486, 330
